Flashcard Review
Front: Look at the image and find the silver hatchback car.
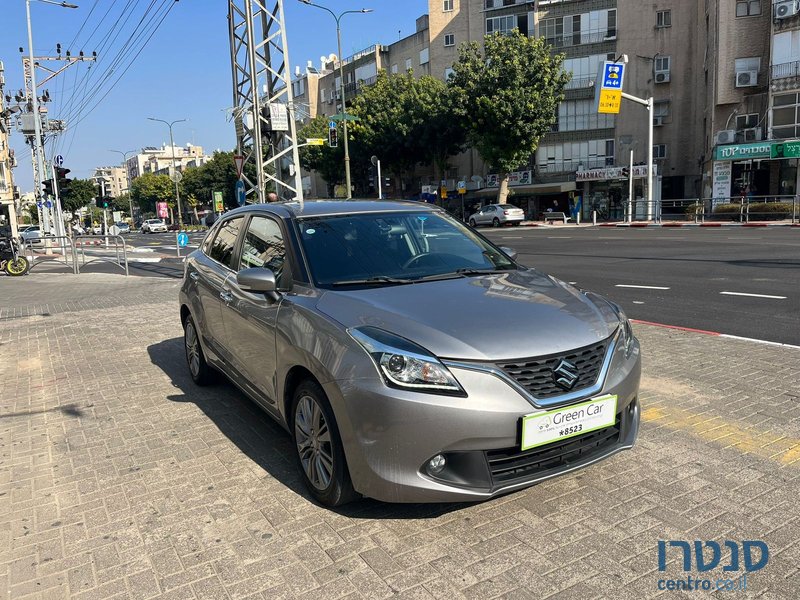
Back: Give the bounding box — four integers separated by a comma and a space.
179, 201, 641, 506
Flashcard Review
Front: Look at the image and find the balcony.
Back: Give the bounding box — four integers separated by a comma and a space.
343, 75, 378, 96
543, 28, 617, 50
770, 60, 800, 92
565, 75, 595, 90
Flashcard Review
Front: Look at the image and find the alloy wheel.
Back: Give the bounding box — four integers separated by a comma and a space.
294, 394, 334, 490
185, 320, 200, 378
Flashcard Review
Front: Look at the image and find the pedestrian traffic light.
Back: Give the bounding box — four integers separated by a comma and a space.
622, 167, 630, 178
329, 124, 338, 148
96, 197, 109, 209
42, 179, 54, 196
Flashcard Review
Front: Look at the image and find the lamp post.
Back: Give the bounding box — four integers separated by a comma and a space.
147, 117, 186, 227
27, 0, 78, 239
299, 1, 372, 199
109, 149, 136, 222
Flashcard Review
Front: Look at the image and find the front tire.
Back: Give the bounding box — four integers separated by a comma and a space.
5, 256, 30, 276
492, 217, 500, 227
292, 380, 357, 506
469, 219, 476, 227
184, 314, 213, 385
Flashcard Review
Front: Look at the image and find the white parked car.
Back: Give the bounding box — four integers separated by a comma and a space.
141, 219, 168, 233
468, 204, 525, 227
19, 226, 43, 244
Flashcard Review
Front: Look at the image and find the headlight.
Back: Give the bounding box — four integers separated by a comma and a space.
349, 327, 465, 395
615, 308, 635, 359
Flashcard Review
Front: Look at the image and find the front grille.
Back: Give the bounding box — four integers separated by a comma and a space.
486, 416, 621, 486
496, 338, 611, 399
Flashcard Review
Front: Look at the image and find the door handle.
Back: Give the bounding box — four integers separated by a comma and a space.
189, 271, 200, 281
219, 291, 233, 303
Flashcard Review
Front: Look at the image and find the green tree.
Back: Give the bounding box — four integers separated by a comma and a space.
185, 194, 200, 225
60, 178, 97, 213
111, 193, 132, 216
297, 115, 345, 194
130, 172, 173, 217
451, 31, 569, 203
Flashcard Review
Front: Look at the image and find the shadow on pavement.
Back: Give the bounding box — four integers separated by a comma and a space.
147, 337, 467, 520
0, 402, 87, 419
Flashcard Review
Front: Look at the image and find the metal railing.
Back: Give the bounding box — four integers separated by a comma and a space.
21, 234, 129, 275
565, 75, 596, 90
657, 195, 798, 224
544, 28, 617, 49
771, 60, 800, 80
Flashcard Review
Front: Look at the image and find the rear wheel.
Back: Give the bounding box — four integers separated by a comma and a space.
492, 217, 501, 227
184, 314, 213, 385
469, 218, 476, 228
292, 380, 357, 506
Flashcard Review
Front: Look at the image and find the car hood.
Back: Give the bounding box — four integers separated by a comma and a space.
315, 269, 620, 361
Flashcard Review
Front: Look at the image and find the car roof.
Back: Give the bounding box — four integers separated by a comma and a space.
221, 199, 440, 220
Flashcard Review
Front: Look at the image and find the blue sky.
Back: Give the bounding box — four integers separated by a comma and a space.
2, 0, 428, 192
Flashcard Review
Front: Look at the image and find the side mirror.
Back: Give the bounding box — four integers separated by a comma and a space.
236, 267, 277, 293
499, 246, 518, 261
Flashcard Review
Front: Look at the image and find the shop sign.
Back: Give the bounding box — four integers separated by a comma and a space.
575, 165, 654, 182
714, 142, 772, 161
712, 161, 732, 200
486, 171, 532, 188
770, 140, 800, 159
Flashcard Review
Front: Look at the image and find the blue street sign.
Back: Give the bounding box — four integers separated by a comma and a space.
45, 200, 52, 209
329, 120, 337, 129
236, 180, 246, 206
601, 62, 624, 89
54, 154, 64, 166
177, 232, 189, 247
37, 201, 43, 208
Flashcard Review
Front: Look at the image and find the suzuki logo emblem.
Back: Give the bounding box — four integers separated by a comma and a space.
553, 359, 579, 390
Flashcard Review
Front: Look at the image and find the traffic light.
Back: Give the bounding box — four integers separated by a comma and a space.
42, 179, 54, 196
56, 167, 72, 192
95, 196, 110, 209
621, 167, 630, 178
328, 124, 338, 148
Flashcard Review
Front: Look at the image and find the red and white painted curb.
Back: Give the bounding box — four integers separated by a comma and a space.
631, 319, 800, 350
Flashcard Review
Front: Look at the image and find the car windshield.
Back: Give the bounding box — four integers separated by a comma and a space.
298, 210, 518, 287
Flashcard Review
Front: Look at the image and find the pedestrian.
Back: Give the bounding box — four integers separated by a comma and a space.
267, 192, 278, 203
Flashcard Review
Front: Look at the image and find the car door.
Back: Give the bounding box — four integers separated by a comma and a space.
220, 214, 289, 408
479, 206, 494, 225
192, 216, 245, 362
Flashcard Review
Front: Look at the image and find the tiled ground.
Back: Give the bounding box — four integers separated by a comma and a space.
1, 273, 798, 599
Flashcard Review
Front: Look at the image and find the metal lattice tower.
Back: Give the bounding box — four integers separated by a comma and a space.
228, 0, 303, 203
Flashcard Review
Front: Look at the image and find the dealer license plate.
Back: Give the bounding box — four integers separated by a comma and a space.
521, 395, 618, 451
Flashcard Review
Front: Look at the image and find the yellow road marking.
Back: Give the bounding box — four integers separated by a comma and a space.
642, 405, 800, 466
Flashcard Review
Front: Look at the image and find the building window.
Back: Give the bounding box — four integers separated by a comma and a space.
653, 101, 670, 125
443, 0, 453, 11
405, 58, 412, 71
444, 67, 454, 80
391, 63, 398, 74
736, 1, 760, 17
420, 47, 430, 65
486, 15, 516, 35
653, 144, 668, 159
735, 113, 759, 130
444, 33, 455, 47
656, 10, 671, 28
772, 92, 800, 139
555, 99, 615, 132
536, 139, 615, 173
655, 56, 671, 73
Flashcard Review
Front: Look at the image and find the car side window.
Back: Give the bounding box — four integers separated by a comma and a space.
485, 206, 494, 212
208, 217, 243, 269
239, 216, 288, 286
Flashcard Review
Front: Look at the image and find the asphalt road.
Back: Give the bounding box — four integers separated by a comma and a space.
483, 226, 800, 346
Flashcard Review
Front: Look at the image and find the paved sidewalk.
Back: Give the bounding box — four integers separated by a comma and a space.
1, 274, 799, 599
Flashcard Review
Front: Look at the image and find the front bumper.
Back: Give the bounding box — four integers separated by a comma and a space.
328, 338, 641, 503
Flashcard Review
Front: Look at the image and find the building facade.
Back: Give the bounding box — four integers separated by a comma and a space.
125, 144, 209, 182
0, 60, 20, 237
91, 166, 129, 198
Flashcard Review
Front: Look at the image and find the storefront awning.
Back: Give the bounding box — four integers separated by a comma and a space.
473, 182, 576, 197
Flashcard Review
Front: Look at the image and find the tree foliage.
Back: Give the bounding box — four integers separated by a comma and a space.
60, 178, 97, 213
130, 172, 173, 214
450, 31, 569, 202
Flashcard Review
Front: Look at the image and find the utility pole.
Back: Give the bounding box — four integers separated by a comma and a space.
147, 118, 185, 227
228, 0, 303, 202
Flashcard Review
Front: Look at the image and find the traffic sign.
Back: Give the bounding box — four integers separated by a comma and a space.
457, 181, 466, 195
177, 232, 189, 247
329, 120, 337, 129
213, 191, 224, 212
54, 154, 63, 166
236, 180, 246, 206
306, 138, 325, 146
598, 90, 622, 114
45, 200, 52, 209
601, 62, 625, 90
37, 201, 43, 208
234, 155, 244, 179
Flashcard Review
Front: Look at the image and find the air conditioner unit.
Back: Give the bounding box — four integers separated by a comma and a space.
775, 0, 800, 19
739, 127, 763, 142
715, 129, 737, 145
736, 70, 758, 88
653, 116, 665, 127
655, 71, 670, 84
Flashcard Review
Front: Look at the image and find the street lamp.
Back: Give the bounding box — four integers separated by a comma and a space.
299, 1, 372, 199
109, 149, 136, 221
147, 117, 187, 227
26, 0, 78, 239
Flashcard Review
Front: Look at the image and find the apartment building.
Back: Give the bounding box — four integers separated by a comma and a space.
91, 166, 129, 198
0, 60, 20, 237
125, 144, 209, 182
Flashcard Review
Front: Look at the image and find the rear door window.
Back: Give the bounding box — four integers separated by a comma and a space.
207, 217, 244, 270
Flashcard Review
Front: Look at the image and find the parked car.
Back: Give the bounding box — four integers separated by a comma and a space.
91, 224, 103, 235
468, 204, 525, 227
141, 218, 168, 233
114, 222, 131, 234
179, 201, 641, 506
19, 226, 42, 245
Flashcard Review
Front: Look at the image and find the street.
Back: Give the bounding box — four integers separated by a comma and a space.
1, 272, 798, 598
483, 227, 800, 346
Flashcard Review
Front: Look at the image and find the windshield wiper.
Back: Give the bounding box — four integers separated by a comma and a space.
455, 268, 509, 276
331, 276, 412, 286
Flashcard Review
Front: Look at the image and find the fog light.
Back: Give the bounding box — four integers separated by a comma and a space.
428, 454, 446, 474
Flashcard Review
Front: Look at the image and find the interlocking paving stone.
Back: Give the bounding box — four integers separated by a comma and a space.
0, 273, 798, 598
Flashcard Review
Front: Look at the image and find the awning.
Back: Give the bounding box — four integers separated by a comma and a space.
473, 182, 576, 197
